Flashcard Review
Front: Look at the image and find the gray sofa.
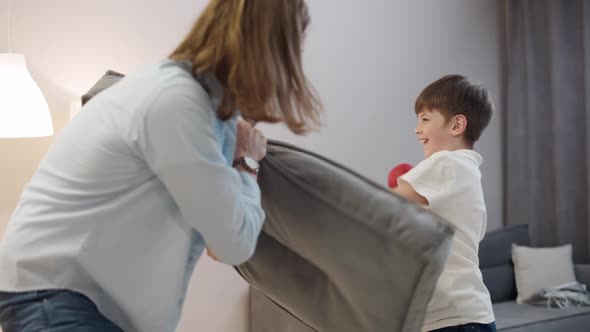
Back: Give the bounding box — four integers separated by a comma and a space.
250, 224, 590, 331
479, 224, 590, 331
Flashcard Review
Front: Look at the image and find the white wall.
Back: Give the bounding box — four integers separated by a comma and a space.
0, 0, 503, 331
265, 0, 504, 231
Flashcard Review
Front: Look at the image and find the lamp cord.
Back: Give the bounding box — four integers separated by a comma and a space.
7, 0, 12, 53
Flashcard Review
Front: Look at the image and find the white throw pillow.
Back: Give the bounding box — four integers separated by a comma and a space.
512, 243, 576, 304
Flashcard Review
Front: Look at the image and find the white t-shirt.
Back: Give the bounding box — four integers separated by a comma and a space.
399, 149, 495, 331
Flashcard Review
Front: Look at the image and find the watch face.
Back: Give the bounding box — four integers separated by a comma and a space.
244, 156, 259, 170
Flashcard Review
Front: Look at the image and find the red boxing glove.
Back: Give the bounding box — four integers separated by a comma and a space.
388, 163, 413, 189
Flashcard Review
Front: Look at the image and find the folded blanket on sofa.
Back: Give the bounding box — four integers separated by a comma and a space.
235, 140, 454, 332
526, 281, 590, 309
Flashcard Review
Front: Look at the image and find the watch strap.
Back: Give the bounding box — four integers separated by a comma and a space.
232, 156, 259, 175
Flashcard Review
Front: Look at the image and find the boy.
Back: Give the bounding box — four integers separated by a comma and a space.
392, 75, 496, 332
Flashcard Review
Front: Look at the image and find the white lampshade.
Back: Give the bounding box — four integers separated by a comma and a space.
0, 53, 53, 138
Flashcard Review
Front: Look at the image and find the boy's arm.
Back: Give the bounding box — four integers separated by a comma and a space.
392, 153, 455, 208
392, 181, 428, 206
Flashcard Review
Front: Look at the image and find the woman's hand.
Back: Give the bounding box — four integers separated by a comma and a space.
206, 247, 219, 261
234, 119, 267, 161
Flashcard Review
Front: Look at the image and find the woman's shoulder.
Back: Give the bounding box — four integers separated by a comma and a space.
128, 61, 210, 111
152, 60, 204, 92
123, 61, 219, 137
123, 60, 204, 94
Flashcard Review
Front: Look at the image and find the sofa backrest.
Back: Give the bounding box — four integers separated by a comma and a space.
479, 224, 530, 303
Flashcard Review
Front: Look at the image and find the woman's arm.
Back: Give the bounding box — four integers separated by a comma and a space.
136, 82, 265, 266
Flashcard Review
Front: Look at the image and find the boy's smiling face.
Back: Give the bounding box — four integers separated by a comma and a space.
415, 109, 459, 158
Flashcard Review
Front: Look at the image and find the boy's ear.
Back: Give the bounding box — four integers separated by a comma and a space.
451, 114, 467, 137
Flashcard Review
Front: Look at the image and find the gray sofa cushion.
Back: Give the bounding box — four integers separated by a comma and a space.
236, 141, 454, 332
250, 287, 314, 332
81, 70, 124, 105
479, 224, 530, 303
494, 301, 590, 331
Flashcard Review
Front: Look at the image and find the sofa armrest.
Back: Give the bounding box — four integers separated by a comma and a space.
575, 264, 590, 287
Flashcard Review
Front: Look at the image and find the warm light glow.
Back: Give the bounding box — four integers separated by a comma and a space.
0, 53, 53, 138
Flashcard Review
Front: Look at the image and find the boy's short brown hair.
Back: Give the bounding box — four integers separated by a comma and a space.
415, 75, 493, 146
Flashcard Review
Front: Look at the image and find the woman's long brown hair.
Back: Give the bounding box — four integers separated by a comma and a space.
170, 0, 323, 134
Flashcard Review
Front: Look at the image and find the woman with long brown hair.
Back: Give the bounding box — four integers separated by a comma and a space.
0, 1, 322, 331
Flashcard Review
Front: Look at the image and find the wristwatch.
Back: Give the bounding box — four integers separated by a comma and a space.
232, 156, 260, 175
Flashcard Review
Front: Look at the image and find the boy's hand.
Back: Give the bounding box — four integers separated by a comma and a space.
388, 163, 413, 189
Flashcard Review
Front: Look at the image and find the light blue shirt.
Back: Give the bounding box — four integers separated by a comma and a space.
0, 60, 265, 332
